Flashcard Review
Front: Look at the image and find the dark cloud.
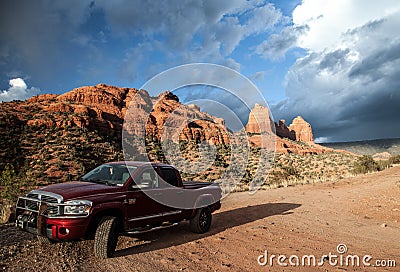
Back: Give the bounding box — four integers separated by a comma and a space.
319, 48, 350, 70
349, 41, 400, 79
0, 0, 94, 88
272, 11, 400, 141
173, 86, 252, 131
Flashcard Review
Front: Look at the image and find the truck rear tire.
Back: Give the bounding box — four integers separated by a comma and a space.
94, 216, 119, 258
190, 207, 212, 234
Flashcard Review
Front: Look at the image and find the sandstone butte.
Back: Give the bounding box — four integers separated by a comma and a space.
245, 103, 332, 154
4, 84, 331, 154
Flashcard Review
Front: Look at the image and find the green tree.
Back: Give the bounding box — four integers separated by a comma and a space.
0, 164, 20, 201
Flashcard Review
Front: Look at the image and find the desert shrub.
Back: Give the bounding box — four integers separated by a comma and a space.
281, 165, 300, 178
352, 155, 380, 174
389, 155, 400, 165
0, 164, 21, 201
377, 160, 391, 170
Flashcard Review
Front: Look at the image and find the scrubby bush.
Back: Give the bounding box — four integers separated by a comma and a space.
389, 155, 400, 165
0, 164, 21, 201
352, 155, 380, 174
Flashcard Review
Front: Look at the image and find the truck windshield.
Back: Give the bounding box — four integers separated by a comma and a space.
80, 164, 137, 186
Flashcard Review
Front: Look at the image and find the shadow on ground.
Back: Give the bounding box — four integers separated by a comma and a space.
114, 202, 301, 257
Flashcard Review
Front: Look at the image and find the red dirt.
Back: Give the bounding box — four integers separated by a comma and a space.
1, 166, 399, 271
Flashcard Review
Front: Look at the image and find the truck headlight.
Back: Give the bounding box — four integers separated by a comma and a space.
63, 200, 92, 216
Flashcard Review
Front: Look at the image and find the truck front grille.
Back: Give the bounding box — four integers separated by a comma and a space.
27, 193, 39, 200
26, 199, 40, 211
40, 194, 59, 203
17, 190, 63, 215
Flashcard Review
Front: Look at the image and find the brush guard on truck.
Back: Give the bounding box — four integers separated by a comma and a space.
15, 190, 63, 236
15, 190, 92, 239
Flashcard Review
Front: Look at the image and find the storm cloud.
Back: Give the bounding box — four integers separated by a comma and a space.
273, 11, 400, 142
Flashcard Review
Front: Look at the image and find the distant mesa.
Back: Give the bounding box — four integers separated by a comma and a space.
373, 152, 392, 160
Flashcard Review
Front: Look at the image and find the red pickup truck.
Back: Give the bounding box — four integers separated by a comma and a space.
15, 161, 222, 258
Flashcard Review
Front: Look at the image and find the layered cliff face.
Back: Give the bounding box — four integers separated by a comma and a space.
24, 84, 144, 136
145, 91, 230, 145
5, 84, 230, 145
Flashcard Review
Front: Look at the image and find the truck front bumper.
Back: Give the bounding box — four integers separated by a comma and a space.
16, 214, 89, 241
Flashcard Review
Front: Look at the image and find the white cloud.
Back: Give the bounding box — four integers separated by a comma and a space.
249, 71, 267, 81
0, 78, 40, 102
292, 0, 400, 51
314, 137, 331, 143
244, 3, 282, 35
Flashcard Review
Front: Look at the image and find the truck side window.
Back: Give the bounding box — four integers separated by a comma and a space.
160, 168, 178, 187
132, 168, 157, 190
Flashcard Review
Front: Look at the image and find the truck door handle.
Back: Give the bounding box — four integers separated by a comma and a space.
176, 191, 184, 195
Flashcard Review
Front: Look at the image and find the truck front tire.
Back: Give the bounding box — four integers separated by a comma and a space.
190, 207, 212, 234
94, 216, 119, 258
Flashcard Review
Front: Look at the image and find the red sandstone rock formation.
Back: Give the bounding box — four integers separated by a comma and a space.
150, 91, 230, 145
3, 84, 332, 154
5, 84, 230, 145
289, 116, 314, 144
245, 103, 274, 134
245, 104, 330, 154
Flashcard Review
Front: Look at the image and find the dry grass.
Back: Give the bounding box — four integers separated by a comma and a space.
173, 142, 363, 192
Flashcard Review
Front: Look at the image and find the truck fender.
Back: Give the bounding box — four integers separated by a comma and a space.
86, 202, 125, 238
193, 194, 216, 209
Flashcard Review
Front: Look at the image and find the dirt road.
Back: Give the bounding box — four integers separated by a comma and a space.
1, 166, 400, 271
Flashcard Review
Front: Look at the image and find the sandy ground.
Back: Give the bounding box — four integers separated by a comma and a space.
1, 166, 400, 271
